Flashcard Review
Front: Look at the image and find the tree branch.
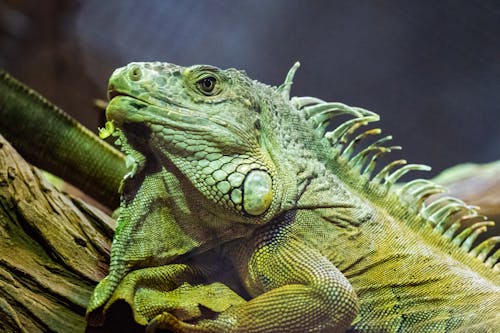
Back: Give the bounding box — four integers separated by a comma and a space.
0, 134, 113, 333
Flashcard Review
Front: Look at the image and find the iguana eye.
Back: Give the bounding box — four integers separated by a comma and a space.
197, 76, 217, 95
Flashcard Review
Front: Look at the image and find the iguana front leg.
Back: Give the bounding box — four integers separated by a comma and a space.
148, 211, 359, 332
87, 262, 246, 329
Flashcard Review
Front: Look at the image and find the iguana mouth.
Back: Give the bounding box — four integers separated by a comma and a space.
108, 87, 185, 110
107, 89, 123, 100
108, 89, 151, 106
105, 94, 152, 126
107, 91, 151, 106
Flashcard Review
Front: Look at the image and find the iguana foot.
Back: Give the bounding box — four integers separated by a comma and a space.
87, 264, 246, 329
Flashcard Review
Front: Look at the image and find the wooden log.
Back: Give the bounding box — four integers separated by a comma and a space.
0, 134, 114, 333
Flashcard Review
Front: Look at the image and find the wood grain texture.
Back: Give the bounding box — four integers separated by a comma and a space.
0, 134, 114, 333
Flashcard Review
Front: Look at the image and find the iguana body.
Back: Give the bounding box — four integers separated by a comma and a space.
82, 62, 499, 332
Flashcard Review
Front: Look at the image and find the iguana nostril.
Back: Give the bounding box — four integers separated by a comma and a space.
129, 65, 142, 81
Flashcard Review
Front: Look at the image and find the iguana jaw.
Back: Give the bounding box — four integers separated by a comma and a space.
105, 94, 281, 224
106, 95, 179, 127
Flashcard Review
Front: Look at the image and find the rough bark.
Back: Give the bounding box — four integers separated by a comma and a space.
0, 134, 114, 333
0, 132, 498, 332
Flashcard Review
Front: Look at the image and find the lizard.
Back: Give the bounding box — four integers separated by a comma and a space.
81, 61, 499, 332
0, 63, 498, 332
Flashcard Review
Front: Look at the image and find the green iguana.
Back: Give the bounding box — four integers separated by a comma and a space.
87, 61, 499, 332
1, 62, 499, 332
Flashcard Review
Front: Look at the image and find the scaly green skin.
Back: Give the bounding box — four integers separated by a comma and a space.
0, 69, 126, 208
83, 62, 500, 332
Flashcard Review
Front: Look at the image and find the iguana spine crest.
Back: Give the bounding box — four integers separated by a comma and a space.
285, 64, 499, 271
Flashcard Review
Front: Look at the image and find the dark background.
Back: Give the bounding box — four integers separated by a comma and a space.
1, 0, 499, 176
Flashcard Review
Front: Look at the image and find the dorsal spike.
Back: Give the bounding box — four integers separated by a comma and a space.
453, 221, 494, 249
409, 182, 445, 198
325, 115, 379, 146
430, 202, 470, 231
362, 146, 401, 177
304, 102, 364, 136
399, 180, 446, 209
469, 236, 500, 262
341, 128, 381, 159
371, 159, 407, 184
399, 179, 431, 195
443, 213, 479, 239
485, 248, 500, 268
304, 102, 363, 120
421, 197, 465, 218
442, 222, 462, 240
349, 135, 393, 169
430, 201, 473, 222
350, 147, 379, 171
385, 164, 431, 188
291, 96, 325, 109
278, 61, 301, 99
461, 224, 492, 252
339, 116, 378, 145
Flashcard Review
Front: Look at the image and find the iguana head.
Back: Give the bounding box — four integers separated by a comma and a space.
103, 62, 295, 225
